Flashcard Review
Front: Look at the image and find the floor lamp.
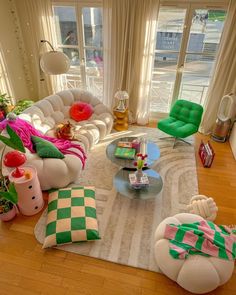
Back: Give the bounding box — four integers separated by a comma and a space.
40, 40, 70, 77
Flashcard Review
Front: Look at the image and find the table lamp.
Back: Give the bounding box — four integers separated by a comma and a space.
114, 91, 129, 112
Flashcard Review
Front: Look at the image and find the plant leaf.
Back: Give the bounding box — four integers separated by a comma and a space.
0, 134, 19, 150
6, 125, 25, 153
0, 183, 18, 204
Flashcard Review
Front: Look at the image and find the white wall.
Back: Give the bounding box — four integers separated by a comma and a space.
0, 0, 30, 100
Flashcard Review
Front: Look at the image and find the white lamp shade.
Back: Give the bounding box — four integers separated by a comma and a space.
40, 51, 70, 75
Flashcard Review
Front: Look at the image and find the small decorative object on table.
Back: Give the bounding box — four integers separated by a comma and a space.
131, 139, 141, 151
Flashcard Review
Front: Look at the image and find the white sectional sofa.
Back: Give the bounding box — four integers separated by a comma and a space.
19, 89, 113, 190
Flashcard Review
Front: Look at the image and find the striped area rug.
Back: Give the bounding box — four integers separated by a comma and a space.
34, 126, 198, 272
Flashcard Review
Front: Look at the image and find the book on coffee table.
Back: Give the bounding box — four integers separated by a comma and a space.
117, 141, 133, 148
114, 147, 136, 159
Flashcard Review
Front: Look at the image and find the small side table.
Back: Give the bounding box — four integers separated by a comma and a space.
113, 108, 129, 131
9, 166, 44, 216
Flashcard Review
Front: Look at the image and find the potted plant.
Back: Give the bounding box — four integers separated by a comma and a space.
12, 99, 34, 115
0, 93, 12, 121
0, 182, 17, 222
0, 123, 25, 221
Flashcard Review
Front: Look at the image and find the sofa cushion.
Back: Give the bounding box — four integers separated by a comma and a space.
31, 136, 65, 159
70, 102, 93, 122
43, 186, 100, 248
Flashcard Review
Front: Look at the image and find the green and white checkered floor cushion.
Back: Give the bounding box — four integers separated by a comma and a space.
43, 186, 100, 248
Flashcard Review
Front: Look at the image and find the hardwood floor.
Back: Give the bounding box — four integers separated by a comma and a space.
0, 128, 236, 295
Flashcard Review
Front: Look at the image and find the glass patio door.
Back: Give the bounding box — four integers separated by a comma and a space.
150, 7, 187, 113
150, 3, 227, 115
53, 3, 103, 100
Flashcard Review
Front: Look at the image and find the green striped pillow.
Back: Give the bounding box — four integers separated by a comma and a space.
43, 186, 100, 248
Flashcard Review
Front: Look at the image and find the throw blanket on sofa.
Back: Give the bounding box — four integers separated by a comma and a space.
0, 118, 86, 168
164, 220, 236, 260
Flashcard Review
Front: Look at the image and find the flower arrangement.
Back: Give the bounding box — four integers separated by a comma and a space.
134, 153, 148, 170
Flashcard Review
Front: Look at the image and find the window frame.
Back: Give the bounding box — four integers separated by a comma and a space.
52, 0, 103, 94
150, 0, 228, 118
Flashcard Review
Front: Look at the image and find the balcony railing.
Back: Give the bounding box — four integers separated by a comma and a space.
61, 72, 208, 112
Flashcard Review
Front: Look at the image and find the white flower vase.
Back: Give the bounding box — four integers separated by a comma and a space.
135, 168, 143, 183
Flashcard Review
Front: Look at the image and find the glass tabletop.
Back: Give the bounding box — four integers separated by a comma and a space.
106, 137, 160, 169
114, 168, 163, 200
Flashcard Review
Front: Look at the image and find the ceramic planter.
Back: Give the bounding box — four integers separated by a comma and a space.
0, 205, 17, 221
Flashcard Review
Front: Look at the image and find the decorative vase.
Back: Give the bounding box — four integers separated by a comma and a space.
0, 206, 17, 222
135, 168, 143, 183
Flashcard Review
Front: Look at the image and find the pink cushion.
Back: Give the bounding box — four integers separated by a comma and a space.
70, 102, 93, 122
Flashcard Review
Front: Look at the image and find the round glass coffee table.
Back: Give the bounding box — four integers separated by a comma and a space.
106, 137, 163, 199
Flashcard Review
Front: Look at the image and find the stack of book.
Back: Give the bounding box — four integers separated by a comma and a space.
115, 145, 136, 160
198, 141, 215, 168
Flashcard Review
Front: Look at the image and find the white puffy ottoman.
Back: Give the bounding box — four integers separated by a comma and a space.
154, 213, 235, 294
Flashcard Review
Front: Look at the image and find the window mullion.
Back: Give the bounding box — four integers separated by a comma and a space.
171, 5, 194, 103
76, 4, 87, 89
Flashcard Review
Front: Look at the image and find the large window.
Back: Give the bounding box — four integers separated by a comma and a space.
150, 4, 227, 114
53, 2, 103, 100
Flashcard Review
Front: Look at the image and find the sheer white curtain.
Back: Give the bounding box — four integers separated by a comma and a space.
15, 0, 56, 99
200, 0, 236, 134
103, 0, 159, 123
0, 45, 14, 100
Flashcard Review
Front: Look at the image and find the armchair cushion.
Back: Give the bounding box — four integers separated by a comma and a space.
158, 100, 203, 139
158, 117, 199, 138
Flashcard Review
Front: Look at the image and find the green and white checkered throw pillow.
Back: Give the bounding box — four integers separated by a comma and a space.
43, 186, 100, 248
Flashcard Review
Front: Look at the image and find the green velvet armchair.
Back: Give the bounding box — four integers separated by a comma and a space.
157, 99, 203, 147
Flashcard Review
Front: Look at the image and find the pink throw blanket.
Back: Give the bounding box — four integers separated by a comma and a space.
0, 118, 86, 168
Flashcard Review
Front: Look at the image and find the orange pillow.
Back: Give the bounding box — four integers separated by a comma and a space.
70, 102, 93, 122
